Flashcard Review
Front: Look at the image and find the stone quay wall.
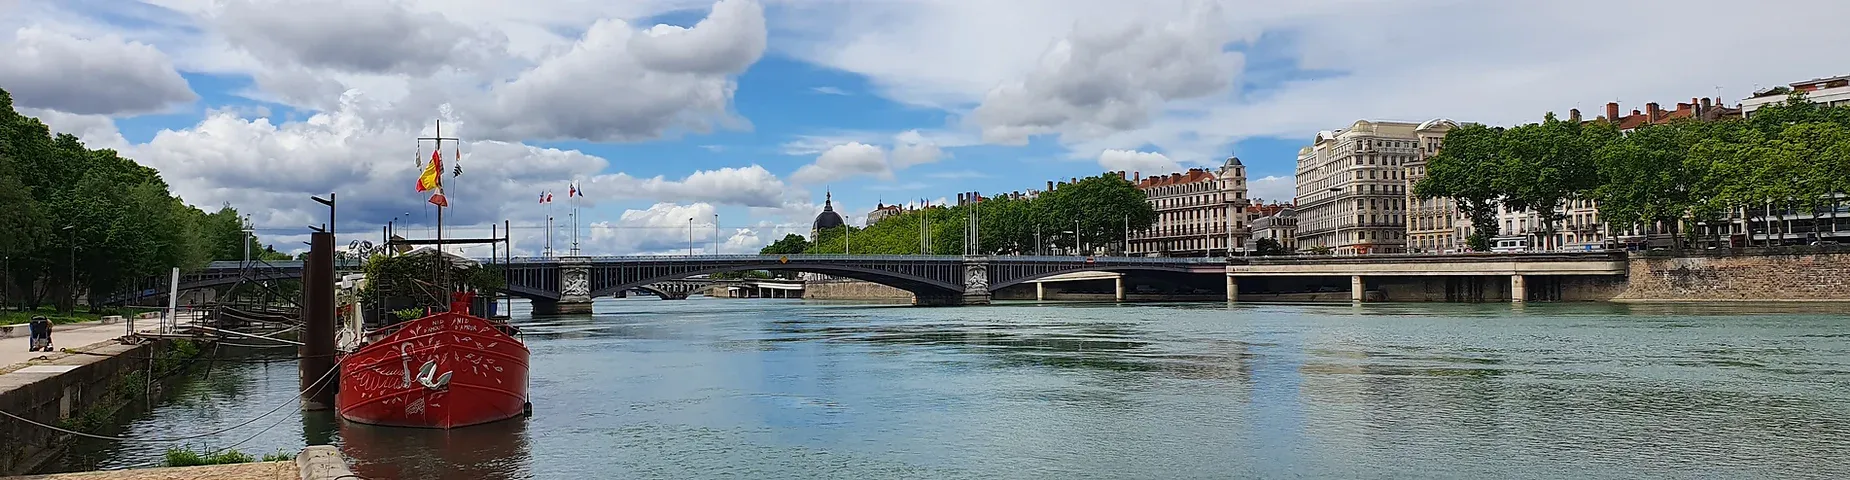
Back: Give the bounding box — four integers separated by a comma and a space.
803, 279, 915, 302
1616, 249, 1850, 302
2, 340, 165, 475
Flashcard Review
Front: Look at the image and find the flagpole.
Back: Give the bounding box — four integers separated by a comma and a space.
418, 119, 460, 305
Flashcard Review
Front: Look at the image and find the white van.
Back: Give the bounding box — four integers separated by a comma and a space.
1490, 235, 1530, 253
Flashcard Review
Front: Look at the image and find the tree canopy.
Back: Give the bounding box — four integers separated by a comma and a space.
797, 173, 1157, 255
1415, 92, 1850, 250
0, 87, 279, 312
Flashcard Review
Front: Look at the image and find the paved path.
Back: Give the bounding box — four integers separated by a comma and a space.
0, 313, 204, 373
3, 461, 297, 480
0, 321, 132, 371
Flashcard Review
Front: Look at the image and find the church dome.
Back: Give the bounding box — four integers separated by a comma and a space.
813, 192, 845, 231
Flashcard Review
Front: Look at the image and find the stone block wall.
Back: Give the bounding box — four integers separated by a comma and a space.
1616, 250, 1850, 301
1, 341, 161, 475
803, 279, 915, 302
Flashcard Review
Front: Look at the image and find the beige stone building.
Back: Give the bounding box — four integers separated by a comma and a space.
1403, 118, 1473, 253
1295, 120, 1418, 255
1127, 156, 1251, 257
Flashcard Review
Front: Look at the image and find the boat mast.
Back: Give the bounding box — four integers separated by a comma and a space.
419, 120, 460, 305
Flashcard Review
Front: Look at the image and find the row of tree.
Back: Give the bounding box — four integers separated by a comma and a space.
0, 88, 287, 313
1414, 93, 1850, 251
762, 173, 1159, 256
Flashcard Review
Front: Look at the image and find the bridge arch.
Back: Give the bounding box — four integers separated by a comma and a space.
987, 265, 1204, 291
585, 262, 964, 299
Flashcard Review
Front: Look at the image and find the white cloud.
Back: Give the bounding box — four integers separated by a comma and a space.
810, 86, 849, 96
1096, 149, 1179, 175
890, 142, 943, 169
18, 107, 128, 151
573, 202, 777, 255
784, 0, 1850, 166
1247, 175, 1293, 205
968, 1, 1240, 145
215, 0, 507, 75
0, 26, 197, 115
475, 0, 766, 142
586, 165, 799, 208
791, 142, 889, 184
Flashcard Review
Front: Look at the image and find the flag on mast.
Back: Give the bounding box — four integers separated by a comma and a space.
540, 191, 553, 204
416, 150, 442, 192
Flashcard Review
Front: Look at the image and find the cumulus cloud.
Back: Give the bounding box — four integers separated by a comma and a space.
476, 0, 766, 142
1096, 149, 1180, 175
0, 26, 197, 115
585, 165, 798, 208
969, 1, 1239, 145
570, 202, 773, 255
215, 0, 506, 75
790, 142, 889, 184
124, 90, 602, 233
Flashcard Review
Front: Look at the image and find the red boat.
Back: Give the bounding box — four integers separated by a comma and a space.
336, 293, 530, 429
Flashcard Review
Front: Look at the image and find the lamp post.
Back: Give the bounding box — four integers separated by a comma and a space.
714, 213, 720, 255
62, 225, 75, 314
688, 217, 694, 256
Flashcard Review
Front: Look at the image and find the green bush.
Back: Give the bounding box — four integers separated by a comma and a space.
261, 450, 296, 462
163, 447, 254, 467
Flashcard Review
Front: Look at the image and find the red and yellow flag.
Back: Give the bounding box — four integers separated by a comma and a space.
416, 150, 442, 192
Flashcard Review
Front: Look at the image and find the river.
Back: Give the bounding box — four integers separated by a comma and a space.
43, 298, 1850, 479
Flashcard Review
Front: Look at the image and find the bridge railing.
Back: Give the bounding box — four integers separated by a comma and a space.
496, 254, 1228, 264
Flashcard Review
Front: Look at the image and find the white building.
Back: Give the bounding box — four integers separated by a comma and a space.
1742, 75, 1850, 116
1403, 118, 1472, 253
1295, 120, 1418, 255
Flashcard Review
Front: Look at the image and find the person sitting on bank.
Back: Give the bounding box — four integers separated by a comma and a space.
27, 316, 53, 352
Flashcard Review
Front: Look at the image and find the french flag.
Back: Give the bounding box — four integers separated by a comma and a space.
540, 191, 553, 204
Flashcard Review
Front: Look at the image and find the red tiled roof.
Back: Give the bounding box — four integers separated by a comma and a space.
1136, 169, 1215, 189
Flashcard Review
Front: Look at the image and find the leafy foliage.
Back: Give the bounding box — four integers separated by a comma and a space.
759, 234, 810, 255
800, 173, 1156, 255
0, 87, 251, 313
1418, 92, 1850, 250
360, 252, 504, 310
1253, 238, 1287, 256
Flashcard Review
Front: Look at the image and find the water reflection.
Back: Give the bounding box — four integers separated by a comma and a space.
341, 418, 532, 479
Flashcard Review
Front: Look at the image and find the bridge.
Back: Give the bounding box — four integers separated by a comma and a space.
109, 251, 1629, 308
1225, 251, 1629, 302
110, 255, 1226, 311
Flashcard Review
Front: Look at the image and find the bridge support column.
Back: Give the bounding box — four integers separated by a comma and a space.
551, 257, 594, 314
1351, 275, 1364, 302
1511, 274, 1526, 303
1036, 282, 1045, 301
959, 257, 991, 305
1114, 276, 1126, 302
1226, 275, 1238, 302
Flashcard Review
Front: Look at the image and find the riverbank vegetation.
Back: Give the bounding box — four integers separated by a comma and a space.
783, 174, 1157, 255
0, 88, 286, 314
1415, 93, 1850, 251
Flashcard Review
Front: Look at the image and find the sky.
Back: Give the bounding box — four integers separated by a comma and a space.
2, 0, 1847, 257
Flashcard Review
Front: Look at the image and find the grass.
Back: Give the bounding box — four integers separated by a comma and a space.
261, 450, 296, 462
163, 447, 254, 467
0, 307, 104, 326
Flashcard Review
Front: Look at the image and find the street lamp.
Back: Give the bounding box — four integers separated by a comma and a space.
62, 225, 74, 313
714, 213, 720, 255
688, 217, 694, 256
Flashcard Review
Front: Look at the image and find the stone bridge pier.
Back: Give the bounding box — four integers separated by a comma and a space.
532, 257, 593, 315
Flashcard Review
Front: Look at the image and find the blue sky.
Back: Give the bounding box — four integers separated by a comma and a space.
1, 0, 1838, 255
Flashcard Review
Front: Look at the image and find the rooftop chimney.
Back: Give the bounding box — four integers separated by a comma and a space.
1569, 108, 1582, 122
1606, 102, 1620, 122
1701, 97, 1713, 109
1048, 180, 1055, 191
1646, 102, 1661, 123
1134, 171, 1141, 182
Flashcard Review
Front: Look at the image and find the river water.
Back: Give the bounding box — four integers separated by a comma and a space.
45, 298, 1850, 479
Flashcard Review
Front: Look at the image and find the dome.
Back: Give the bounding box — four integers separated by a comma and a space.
1417, 118, 1459, 131
1223, 154, 1243, 167
813, 192, 845, 231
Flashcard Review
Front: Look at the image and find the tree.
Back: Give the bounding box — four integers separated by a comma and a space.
760, 234, 810, 255
1498, 113, 1614, 250
1414, 123, 1507, 251
1253, 238, 1285, 256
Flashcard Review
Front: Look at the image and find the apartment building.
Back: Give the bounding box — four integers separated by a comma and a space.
1403, 118, 1471, 253
1245, 203, 1297, 253
1127, 156, 1251, 257
1742, 74, 1850, 116
1295, 120, 1418, 255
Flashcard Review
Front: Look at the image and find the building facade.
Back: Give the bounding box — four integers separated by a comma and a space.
1127, 156, 1251, 257
1295, 120, 1418, 255
865, 203, 903, 226
1403, 118, 1471, 253
1245, 204, 1297, 253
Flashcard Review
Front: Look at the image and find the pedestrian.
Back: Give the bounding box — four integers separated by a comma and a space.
27, 315, 52, 352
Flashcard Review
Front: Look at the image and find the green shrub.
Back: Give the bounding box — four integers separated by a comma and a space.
163, 447, 254, 467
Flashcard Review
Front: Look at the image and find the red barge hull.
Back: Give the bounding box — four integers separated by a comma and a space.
336, 310, 530, 429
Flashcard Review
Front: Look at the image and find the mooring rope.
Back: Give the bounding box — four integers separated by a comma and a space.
0, 358, 342, 443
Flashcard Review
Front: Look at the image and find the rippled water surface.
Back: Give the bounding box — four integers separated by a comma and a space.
50, 299, 1850, 479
